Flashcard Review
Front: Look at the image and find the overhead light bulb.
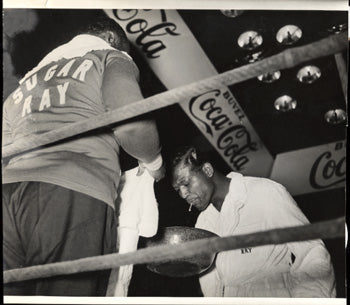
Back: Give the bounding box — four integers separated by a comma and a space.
274, 95, 297, 112
237, 31, 263, 50
221, 10, 244, 18
257, 71, 281, 83
276, 25, 302, 45
297, 65, 321, 84
324, 109, 347, 125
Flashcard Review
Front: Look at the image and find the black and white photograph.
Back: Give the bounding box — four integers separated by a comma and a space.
2, 1, 347, 304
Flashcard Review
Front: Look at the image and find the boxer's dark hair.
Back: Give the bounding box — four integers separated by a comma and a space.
171, 146, 204, 173
79, 16, 129, 52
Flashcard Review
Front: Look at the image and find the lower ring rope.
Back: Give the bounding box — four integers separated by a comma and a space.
2, 32, 347, 159
3, 217, 345, 284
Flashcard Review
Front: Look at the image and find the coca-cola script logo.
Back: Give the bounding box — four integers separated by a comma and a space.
189, 89, 258, 171
309, 142, 346, 189
112, 9, 180, 58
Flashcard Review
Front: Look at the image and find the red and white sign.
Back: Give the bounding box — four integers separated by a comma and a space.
105, 9, 274, 177
270, 141, 346, 196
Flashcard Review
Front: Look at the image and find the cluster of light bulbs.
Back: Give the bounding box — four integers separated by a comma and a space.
237, 25, 303, 51
268, 67, 346, 124
273, 97, 347, 125
220, 11, 347, 124
236, 25, 303, 66
265, 65, 323, 116
258, 65, 322, 85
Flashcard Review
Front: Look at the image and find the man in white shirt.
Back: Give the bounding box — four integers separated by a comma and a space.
170, 146, 336, 297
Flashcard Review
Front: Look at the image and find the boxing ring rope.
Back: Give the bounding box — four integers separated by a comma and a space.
2, 32, 347, 159
334, 52, 348, 100
3, 217, 345, 284
2, 33, 347, 284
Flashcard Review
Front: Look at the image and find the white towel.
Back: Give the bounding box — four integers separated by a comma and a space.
106, 167, 159, 296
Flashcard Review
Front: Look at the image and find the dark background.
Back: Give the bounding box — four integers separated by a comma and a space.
3, 9, 347, 297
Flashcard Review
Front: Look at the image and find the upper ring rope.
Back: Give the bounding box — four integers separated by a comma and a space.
2, 32, 347, 159
3, 217, 345, 284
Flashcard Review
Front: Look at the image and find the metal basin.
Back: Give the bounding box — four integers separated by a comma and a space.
145, 226, 217, 277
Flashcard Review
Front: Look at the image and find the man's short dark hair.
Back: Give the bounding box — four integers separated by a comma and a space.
171, 146, 204, 173
79, 16, 129, 52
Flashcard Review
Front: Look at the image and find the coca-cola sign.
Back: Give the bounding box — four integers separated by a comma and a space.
105, 9, 274, 177
309, 142, 346, 189
112, 9, 180, 59
270, 141, 346, 195
189, 89, 258, 171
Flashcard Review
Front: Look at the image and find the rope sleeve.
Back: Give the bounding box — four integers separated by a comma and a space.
2, 33, 347, 159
